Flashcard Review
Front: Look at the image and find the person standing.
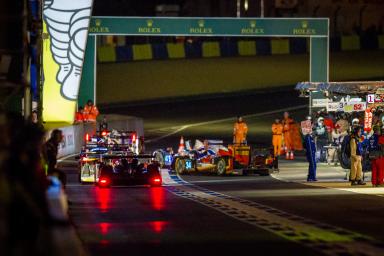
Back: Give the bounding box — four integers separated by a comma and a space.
314, 116, 329, 162
99, 115, 108, 132
74, 106, 84, 124
83, 99, 99, 123
368, 126, 382, 187
233, 116, 248, 145
83, 99, 99, 134
328, 126, 341, 165
304, 129, 317, 182
43, 129, 67, 187
282, 111, 295, 160
350, 127, 366, 186
272, 118, 283, 158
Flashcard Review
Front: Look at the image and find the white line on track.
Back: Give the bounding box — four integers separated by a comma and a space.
58, 153, 79, 163
146, 104, 307, 143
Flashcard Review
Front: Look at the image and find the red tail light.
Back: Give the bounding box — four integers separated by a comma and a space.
99, 177, 110, 186
152, 177, 162, 186
132, 133, 136, 143
85, 133, 90, 141
101, 131, 107, 136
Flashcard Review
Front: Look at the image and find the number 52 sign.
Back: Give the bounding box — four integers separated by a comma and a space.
344, 102, 367, 112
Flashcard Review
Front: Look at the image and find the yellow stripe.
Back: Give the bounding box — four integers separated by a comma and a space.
166, 43, 186, 59
271, 39, 290, 55
132, 44, 153, 60
238, 40, 256, 56
202, 41, 220, 57
97, 46, 116, 62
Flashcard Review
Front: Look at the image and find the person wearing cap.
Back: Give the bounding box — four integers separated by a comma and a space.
233, 116, 248, 145
351, 117, 361, 130
314, 116, 328, 162
350, 127, 366, 185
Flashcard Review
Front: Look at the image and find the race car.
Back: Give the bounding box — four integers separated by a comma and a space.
78, 147, 107, 184
78, 129, 143, 184
96, 154, 162, 187
243, 147, 275, 176
154, 140, 273, 176
83, 129, 141, 154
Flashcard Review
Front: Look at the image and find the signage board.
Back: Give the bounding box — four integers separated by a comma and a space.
327, 101, 346, 112
312, 98, 328, 107
88, 17, 329, 37
301, 120, 312, 135
344, 102, 367, 112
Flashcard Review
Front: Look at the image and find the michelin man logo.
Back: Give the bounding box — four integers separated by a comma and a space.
43, 0, 93, 101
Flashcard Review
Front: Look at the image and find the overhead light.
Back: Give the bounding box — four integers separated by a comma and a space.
244, 0, 249, 11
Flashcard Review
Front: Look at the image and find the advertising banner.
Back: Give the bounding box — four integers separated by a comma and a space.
42, 0, 94, 123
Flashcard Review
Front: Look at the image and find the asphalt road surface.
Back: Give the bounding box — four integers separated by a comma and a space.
60, 89, 384, 255
62, 158, 384, 256
100, 88, 308, 151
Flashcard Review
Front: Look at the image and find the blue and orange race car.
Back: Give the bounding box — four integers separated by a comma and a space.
153, 139, 273, 176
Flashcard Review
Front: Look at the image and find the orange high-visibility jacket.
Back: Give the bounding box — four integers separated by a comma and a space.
84, 105, 99, 122
234, 121, 248, 144
74, 111, 84, 123
272, 123, 283, 135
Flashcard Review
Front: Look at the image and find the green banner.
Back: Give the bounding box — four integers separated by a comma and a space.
89, 17, 328, 37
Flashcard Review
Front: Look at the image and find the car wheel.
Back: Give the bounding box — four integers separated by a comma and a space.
154, 151, 164, 168
175, 158, 186, 175
216, 158, 226, 176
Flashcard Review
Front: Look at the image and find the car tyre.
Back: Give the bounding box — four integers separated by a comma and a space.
175, 158, 186, 175
216, 158, 226, 176
153, 151, 164, 168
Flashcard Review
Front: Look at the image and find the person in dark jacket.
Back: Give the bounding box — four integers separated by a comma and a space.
43, 129, 66, 187
2, 112, 51, 255
304, 129, 317, 182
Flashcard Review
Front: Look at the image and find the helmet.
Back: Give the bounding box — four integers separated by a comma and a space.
352, 118, 359, 125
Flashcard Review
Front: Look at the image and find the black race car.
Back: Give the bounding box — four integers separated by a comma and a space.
96, 154, 162, 187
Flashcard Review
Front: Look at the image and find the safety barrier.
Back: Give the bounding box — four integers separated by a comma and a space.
97, 35, 384, 63
47, 115, 144, 158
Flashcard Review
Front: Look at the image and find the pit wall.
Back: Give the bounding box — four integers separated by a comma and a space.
46, 116, 144, 158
